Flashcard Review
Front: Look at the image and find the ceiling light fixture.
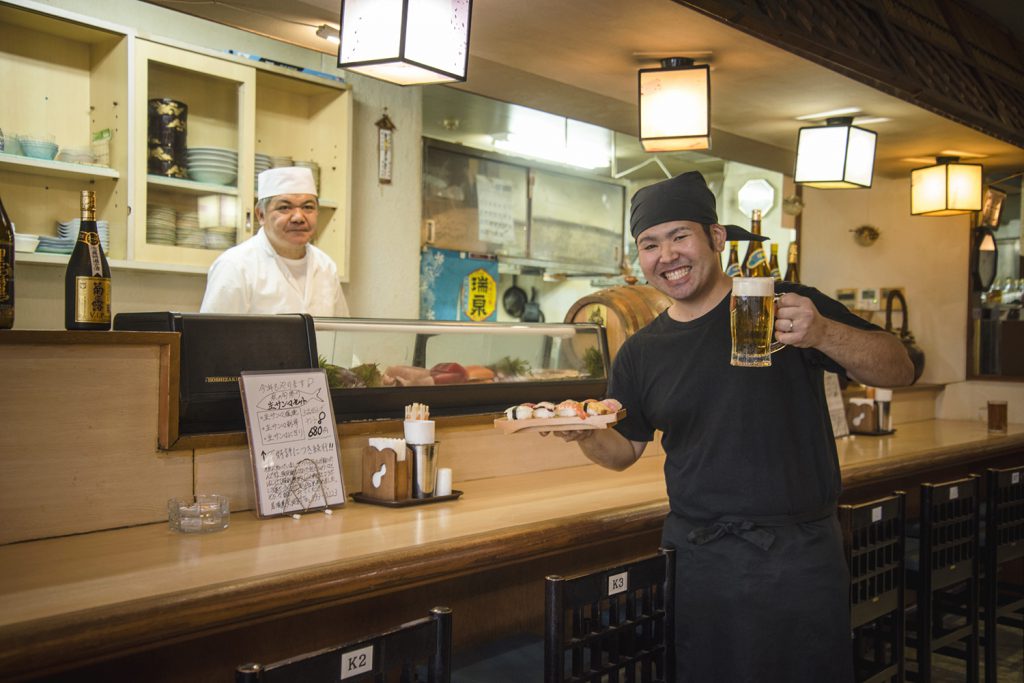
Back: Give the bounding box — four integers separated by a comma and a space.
794, 116, 877, 189
638, 57, 711, 152
316, 24, 340, 44
910, 156, 983, 216
337, 0, 473, 86
795, 107, 861, 122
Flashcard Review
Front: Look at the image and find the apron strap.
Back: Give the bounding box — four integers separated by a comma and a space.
684, 502, 836, 552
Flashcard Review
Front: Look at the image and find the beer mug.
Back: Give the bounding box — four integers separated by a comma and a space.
730, 277, 785, 367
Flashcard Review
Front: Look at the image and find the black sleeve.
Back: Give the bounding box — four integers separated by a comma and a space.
776, 281, 886, 377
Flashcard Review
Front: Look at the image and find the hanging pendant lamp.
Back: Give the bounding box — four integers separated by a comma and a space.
794, 116, 876, 189
337, 0, 473, 86
638, 57, 711, 152
910, 156, 983, 216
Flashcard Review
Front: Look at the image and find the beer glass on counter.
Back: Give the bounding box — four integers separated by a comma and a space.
730, 277, 785, 367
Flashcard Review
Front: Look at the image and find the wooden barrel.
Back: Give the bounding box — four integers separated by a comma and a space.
564, 285, 672, 360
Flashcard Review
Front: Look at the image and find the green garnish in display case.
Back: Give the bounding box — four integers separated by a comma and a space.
351, 362, 385, 388
582, 347, 604, 378
319, 355, 365, 389
493, 356, 531, 378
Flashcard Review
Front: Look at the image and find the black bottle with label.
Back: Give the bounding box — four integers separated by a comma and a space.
64, 190, 111, 330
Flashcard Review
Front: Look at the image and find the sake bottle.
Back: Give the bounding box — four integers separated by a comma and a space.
0, 193, 13, 329
724, 241, 741, 277
768, 243, 781, 281
784, 243, 800, 283
64, 190, 111, 330
741, 209, 770, 277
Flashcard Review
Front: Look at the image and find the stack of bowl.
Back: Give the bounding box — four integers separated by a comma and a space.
18, 134, 58, 160
186, 147, 238, 186
204, 226, 236, 250
56, 146, 97, 165
269, 154, 293, 168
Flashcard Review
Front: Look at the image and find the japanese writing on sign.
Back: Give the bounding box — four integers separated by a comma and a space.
465, 268, 496, 322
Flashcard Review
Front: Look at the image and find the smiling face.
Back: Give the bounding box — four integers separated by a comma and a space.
257, 193, 319, 259
636, 219, 731, 319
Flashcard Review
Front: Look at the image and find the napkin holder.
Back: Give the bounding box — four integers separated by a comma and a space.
361, 446, 410, 502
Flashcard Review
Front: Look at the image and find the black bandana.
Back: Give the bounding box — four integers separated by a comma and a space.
629, 171, 766, 242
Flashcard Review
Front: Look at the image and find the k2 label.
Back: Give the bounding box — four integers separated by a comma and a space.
340, 644, 373, 679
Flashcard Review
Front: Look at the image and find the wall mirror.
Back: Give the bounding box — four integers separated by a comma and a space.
968, 178, 1023, 379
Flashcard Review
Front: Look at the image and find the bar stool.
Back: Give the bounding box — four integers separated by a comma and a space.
839, 491, 906, 683
235, 606, 452, 682
545, 547, 675, 683
905, 476, 981, 682
981, 465, 1024, 683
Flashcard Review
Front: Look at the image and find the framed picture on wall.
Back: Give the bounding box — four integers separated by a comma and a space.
980, 186, 1007, 227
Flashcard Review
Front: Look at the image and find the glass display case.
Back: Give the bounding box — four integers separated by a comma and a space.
315, 318, 610, 420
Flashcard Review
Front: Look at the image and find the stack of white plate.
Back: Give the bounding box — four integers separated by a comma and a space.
255, 153, 272, 175
36, 235, 76, 254
57, 219, 109, 252
269, 155, 293, 168
186, 147, 238, 186
147, 205, 177, 245
294, 160, 321, 193
204, 226, 236, 250
176, 210, 204, 249
255, 152, 273, 190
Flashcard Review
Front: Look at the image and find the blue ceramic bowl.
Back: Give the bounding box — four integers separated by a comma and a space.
19, 138, 58, 160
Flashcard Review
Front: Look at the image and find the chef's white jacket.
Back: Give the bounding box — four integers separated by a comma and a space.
200, 228, 349, 317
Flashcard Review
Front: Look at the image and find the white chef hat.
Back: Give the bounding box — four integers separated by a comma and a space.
257, 167, 317, 200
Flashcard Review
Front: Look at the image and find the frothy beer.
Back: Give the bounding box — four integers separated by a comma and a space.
730, 277, 779, 367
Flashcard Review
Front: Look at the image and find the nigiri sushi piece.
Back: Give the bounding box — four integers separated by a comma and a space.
532, 406, 555, 418
601, 398, 622, 413
555, 399, 587, 419
504, 404, 535, 420
583, 398, 612, 416
535, 401, 556, 411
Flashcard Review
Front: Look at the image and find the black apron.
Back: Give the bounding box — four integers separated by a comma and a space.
662, 507, 854, 683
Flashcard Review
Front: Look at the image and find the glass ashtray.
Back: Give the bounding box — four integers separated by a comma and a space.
168, 494, 230, 534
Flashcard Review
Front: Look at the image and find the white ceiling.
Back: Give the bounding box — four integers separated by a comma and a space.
144, 0, 1024, 179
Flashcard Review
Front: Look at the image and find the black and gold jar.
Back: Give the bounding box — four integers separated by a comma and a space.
147, 98, 188, 178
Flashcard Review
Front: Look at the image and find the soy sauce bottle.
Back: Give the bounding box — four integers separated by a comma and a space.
64, 190, 111, 330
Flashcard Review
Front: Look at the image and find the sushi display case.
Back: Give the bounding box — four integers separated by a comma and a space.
314, 317, 610, 421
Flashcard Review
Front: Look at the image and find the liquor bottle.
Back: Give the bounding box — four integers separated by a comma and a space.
741, 209, 770, 277
65, 190, 111, 330
768, 243, 781, 281
724, 241, 741, 277
0, 193, 13, 329
783, 242, 800, 283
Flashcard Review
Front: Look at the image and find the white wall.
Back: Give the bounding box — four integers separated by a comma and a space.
801, 176, 1024, 421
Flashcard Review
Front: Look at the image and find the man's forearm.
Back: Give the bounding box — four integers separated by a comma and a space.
818, 322, 915, 387
575, 428, 644, 471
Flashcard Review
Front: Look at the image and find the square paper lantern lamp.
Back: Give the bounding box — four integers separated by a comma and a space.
639, 58, 711, 152
338, 0, 472, 86
794, 117, 876, 189
910, 157, 983, 216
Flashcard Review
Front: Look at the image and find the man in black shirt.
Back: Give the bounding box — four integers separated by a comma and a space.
555, 172, 914, 682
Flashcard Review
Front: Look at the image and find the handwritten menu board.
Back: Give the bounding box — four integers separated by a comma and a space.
239, 369, 346, 518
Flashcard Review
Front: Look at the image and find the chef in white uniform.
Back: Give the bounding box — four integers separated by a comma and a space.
200, 166, 349, 316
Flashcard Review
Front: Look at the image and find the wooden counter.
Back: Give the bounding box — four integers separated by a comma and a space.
0, 420, 1021, 681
